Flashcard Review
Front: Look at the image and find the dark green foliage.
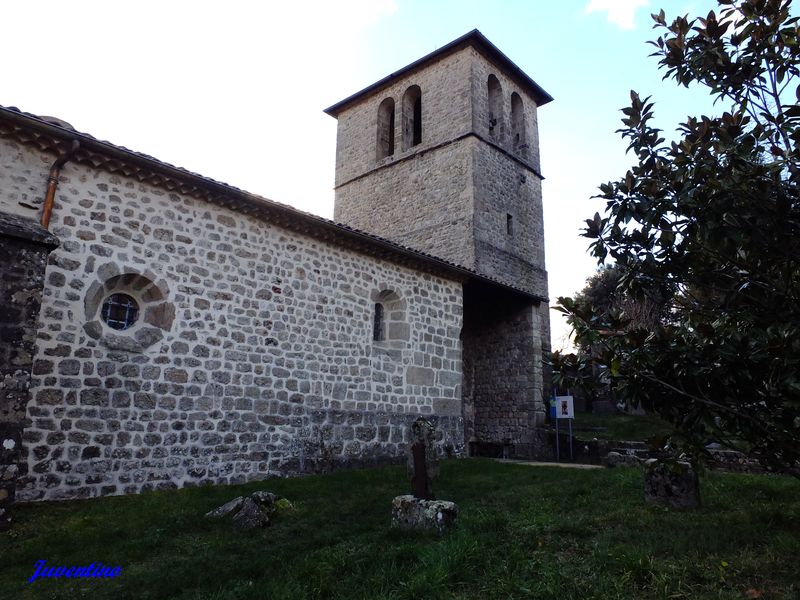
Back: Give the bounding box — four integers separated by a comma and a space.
2, 461, 799, 599
556, 0, 800, 476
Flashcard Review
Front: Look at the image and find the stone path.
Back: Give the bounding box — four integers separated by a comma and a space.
494, 459, 603, 470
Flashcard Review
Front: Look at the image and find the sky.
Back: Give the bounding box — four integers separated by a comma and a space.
2, 0, 727, 350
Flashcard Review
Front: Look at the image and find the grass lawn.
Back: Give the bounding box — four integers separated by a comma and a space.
2, 459, 798, 599
571, 412, 673, 441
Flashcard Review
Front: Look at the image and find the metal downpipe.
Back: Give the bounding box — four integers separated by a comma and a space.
40, 139, 80, 229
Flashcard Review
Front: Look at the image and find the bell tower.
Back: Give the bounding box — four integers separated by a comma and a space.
325, 30, 553, 457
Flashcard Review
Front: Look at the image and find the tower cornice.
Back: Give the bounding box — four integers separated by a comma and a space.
323, 29, 553, 118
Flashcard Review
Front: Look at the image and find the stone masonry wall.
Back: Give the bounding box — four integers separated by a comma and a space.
469, 49, 551, 397
0, 212, 58, 527
0, 137, 50, 220
461, 284, 544, 457
335, 140, 476, 269
333, 49, 474, 188
336, 135, 548, 296
468, 49, 548, 302
0, 137, 466, 502
472, 140, 547, 295
469, 49, 541, 175
333, 47, 477, 270
471, 139, 551, 379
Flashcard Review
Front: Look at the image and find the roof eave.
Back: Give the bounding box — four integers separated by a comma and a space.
0, 106, 548, 304
324, 29, 553, 118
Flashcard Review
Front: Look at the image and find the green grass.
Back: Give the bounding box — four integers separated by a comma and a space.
572, 412, 673, 441
2, 459, 799, 599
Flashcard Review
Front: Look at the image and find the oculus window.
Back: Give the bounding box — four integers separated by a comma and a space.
101, 293, 140, 330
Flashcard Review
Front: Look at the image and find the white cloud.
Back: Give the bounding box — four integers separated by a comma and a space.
584, 0, 650, 29
0, 1, 399, 218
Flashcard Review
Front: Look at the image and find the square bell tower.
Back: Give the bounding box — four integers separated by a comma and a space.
325, 30, 554, 457
325, 29, 551, 300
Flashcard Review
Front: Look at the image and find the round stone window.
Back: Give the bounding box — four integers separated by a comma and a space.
101, 293, 140, 330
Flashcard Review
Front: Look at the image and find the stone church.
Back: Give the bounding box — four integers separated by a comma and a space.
0, 30, 552, 525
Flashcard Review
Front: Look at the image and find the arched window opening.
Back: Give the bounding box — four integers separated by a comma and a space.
370, 289, 409, 346
83, 268, 174, 352
373, 303, 385, 341
413, 96, 422, 145
377, 97, 395, 160
402, 85, 422, 150
511, 92, 527, 155
487, 75, 503, 140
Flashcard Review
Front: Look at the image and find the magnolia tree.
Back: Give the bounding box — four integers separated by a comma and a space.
556, 0, 800, 476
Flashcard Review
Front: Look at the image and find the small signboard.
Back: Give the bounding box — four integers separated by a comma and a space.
555, 395, 574, 419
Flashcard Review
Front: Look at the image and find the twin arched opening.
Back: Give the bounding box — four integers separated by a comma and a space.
377, 85, 422, 161
487, 75, 528, 158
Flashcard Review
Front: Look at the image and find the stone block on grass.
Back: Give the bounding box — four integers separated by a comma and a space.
205, 491, 291, 530
390, 494, 458, 535
232, 497, 270, 529
644, 459, 700, 509
205, 496, 244, 518
605, 451, 641, 468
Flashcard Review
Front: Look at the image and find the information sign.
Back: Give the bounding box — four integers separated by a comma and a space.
555, 395, 574, 419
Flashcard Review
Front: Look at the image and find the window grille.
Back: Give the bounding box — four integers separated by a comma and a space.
101, 293, 139, 330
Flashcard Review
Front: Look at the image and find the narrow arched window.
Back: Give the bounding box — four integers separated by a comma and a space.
373, 303, 385, 341
402, 85, 422, 150
487, 75, 503, 140
511, 92, 527, 154
377, 98, 395, 160
370, 290, 408, 346
413, 95, 422, 144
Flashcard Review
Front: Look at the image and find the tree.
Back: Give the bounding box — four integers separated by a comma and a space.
552, 265, 671, 405
556, 0, 800, 476
572, 265, 672, 336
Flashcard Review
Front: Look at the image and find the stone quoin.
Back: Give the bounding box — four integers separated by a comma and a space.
0, 30, 552, 506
